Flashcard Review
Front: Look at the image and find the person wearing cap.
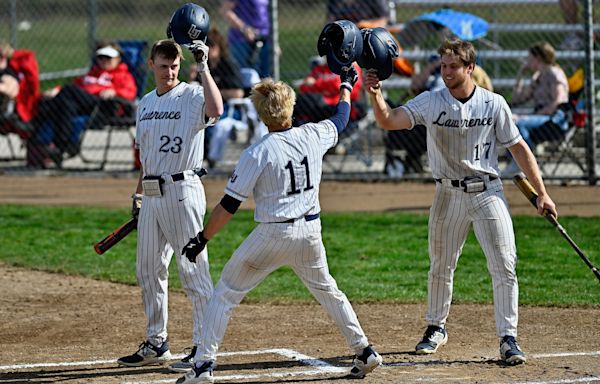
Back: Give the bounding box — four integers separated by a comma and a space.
32, 41, 137, 162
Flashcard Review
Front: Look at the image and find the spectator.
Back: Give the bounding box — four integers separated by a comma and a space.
191, 27, 244, 168
327, 0, 389, 28
293, 56, 364, 126
32, 41, 137, 163
559, 0, 584, 50
503, 41, 568, 176
0, 42, 21, 128
220, 0, 273, 78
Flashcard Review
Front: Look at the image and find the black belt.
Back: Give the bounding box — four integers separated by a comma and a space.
281, 213, 320, 223
146, 168, 207, 183
435, 175, 497, 188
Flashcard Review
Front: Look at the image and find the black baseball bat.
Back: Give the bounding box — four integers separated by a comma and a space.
513, 174, 600, 284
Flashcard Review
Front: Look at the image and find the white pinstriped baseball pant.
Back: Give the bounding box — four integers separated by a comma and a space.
196, 218, 369, 362
427, 178, 519, 337
136, 176, 213, 347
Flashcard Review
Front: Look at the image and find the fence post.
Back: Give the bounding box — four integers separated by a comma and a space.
583, 0, 597, 185
88, 0, 98, 58
271, 0, 280, 81
10, 0, 17, 48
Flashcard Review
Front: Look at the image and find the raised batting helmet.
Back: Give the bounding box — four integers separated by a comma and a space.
357, 27, 399, 80
166, 3, 210, 46
317, 20, 363, 75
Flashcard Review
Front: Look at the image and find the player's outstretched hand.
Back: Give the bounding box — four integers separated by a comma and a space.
182, 231, 209, 263
365, 69, 382, 93
340, 65, 359, 92
189, 40, 209, 72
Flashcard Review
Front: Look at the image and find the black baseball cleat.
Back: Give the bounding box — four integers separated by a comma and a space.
500, 335, 527, 365
415, 325, 448, 354
168, 346, 197, 373
350, 345, 383, 377
176, 360, 215, 383
117, 340, 172, 367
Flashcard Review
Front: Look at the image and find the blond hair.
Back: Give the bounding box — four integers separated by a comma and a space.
438, 38, 476, 67
0, 41, 14, 58
250, 78, 296, 128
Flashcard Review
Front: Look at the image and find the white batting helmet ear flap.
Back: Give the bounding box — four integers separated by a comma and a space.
317, 20, 363, 75
357, 27, 399, 80
167, 3, 210, 46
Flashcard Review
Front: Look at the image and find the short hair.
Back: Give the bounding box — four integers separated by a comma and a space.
529, 41, 556, 65
150, 39, 184, 61
250, 78, 296, 128
437, 38, 476, 67
0, 40, 14, 58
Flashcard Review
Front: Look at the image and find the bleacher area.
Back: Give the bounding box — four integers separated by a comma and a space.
0, 0, 597, 182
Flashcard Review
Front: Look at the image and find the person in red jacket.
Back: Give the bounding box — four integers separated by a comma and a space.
293, 56, 364, 125
36, 41, 137, 160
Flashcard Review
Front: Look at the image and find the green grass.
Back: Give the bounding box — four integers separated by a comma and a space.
0, 205, 598, 306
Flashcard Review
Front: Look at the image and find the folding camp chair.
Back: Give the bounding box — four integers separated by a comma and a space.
76, 39, 148, 170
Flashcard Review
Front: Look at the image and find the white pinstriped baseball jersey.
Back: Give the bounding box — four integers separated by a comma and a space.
133, 80, 214, 347
224, 120, 337, 223
135, 82, 209, 176
194, 116, 372, 365
402, 86, 522, 179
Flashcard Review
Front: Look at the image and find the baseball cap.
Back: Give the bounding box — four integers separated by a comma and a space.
95, 46, 120, 58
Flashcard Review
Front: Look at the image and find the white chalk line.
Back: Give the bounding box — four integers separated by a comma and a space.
2, 349, 599, 384
512, 378, 600, 384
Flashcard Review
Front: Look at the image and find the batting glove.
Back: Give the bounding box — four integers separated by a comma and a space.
131, 193, 142, 221
189, 40, 209, 73
340, 65, 359, 92
182, 231, 209, 263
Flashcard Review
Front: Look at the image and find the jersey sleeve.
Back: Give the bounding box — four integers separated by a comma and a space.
190, 84, 210, 131
401, 91, 430, 128
311, 119, 338, 155
224, 148, 264, 202
495, 96, 522, 148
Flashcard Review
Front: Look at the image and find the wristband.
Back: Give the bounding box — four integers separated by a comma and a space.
340, 82, 353, 92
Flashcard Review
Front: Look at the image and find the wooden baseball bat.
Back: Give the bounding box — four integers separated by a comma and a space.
94, 217, 138, 255
512, 174, 600, 284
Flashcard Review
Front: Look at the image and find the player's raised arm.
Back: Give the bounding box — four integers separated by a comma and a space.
328, 65, 359, 133
189, 40, 223, 119
365, 71, 412, 131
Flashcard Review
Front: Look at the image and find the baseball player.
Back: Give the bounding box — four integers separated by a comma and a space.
117, 39, 223, 369
174, 70, 383, 383
364, 38, 557, 365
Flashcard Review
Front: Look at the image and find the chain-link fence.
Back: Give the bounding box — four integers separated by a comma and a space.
0, 0, 598, 183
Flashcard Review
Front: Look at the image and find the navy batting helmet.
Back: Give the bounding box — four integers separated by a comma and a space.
166, 3, 210, 46
357, 27, 399, 80
317, 20, 363, 75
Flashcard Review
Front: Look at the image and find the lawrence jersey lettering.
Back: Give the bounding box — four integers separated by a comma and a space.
402, 86, 521, 179
135, 82, 209, 176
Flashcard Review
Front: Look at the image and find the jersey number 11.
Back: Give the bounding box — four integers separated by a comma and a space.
285, 156, 314, 195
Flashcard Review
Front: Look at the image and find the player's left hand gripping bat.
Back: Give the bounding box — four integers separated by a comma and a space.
94, 218, 137, 255
513, 174, 600, 284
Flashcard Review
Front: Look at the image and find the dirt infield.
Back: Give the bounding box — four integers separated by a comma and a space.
1, 175, 599, 383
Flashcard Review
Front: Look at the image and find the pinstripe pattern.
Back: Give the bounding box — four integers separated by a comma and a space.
225, 120, 337, 223
403, 86, 522, 338
134, 81, 213, 347
195, 119, 370, 363
403, 86, 521, 179
427, 179, 518, 337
